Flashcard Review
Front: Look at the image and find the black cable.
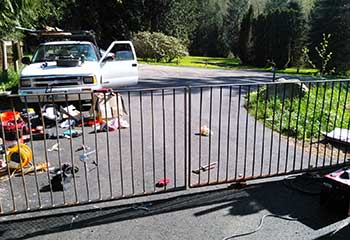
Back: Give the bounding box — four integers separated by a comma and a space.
223, 214, 299, 240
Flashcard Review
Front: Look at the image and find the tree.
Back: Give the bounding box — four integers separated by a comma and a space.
288, 1, 308, 68
251, 2, 307, 69
159, 0, 197, 44
238, 5, 254, 64
309, 0, 350, 73
225, 0, 249, 55
190, 0, 224, 56
0, 0, 47, 39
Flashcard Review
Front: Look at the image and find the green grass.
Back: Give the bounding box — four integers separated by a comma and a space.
140, 55, 321, 76
264, 67, 319, 75
247, 83, 350, 140
139, 56, 241, 69
0, 69, 19, 92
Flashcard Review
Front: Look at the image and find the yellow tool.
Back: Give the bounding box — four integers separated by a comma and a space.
6, 144, 32, 169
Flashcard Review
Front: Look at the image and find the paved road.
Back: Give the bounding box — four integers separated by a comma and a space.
0, 65, 347, 240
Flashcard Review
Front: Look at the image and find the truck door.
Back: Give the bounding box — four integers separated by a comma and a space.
100, 41, 138, 88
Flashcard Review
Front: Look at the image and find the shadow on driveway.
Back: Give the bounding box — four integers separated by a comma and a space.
0, 174, 347, 240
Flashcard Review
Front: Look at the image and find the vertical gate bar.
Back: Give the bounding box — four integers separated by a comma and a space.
322, 82, 335, 166
216, 86, 223, 182
225, 86, 233, 182
65, 94, 78, 203
260, 84, 268, 176
234, 86, 241, 180
173, 89, 177, 188
91, 92, 102, 200
198, 88, 203, 185
330, 82, 342, 165
293, 84, 303, 171
285, 84, 295, 173
343, 91, 350, 164
139, 92, 146, 193
308, 83, 320, 168
184, 88, 188, 188
116, 91, 124, 196
277, 84, 286, 174
252, 86, 259, 176
12, 100, 29, 209
0, 103, 16, 212
300, 83, 311, 171
338, 81, 349, 164
127, 92, 135, 195
162, 89, 167, 190
188, 87, 192, 187
207, 87, 213, 183
315, 82, 327, 168
78, 94, 90, 202
103, 93, 113, 197
24, 96, 42, 207
51, 96, 66, 204
268, 84, 278, 175
243, 86, 251, 178
38, 96, 54, 206
151, 90, 156, 191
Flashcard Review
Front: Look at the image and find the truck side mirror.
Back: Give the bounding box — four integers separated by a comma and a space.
22, 57, 31, 65
102, 56, 114, 62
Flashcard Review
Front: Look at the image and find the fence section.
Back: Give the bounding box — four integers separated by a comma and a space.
188, 80, 350, 187
0, 79, 349, 215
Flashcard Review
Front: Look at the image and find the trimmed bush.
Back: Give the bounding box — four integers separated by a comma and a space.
132, 31, 188, 63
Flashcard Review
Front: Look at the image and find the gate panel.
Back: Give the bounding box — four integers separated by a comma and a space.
189, 81, 350, 187
0, 88, 187, 215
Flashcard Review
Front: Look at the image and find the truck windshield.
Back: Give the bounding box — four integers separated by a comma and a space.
32, 44, 98, 63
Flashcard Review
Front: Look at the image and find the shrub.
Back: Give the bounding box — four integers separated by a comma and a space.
0, 69, 19, 92
132, 31, 188, 63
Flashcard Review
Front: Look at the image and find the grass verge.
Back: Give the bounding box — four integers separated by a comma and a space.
139, 56, 241, 69
247, 82, 350, 140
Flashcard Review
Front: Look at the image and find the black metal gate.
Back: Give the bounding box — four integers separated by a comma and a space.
0, 79, 349, 215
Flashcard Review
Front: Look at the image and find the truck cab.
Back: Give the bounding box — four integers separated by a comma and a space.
19, 31, 138, 102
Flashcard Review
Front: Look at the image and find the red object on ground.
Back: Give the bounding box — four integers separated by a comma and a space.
321, 168, 350, 216
156, 178, 170, 187
0, 111, 26, 141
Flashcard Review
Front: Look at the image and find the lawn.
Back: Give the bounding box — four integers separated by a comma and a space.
247, 81, 350, 140
140, 55, 320, 76
139, 56, 241, 69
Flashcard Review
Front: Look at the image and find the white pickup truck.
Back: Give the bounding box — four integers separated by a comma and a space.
19, 33, 138, 102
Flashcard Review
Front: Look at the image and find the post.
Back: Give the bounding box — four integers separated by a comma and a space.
12, 41, 19, 72
272, 66, 276, 82
1, 41, 8, 72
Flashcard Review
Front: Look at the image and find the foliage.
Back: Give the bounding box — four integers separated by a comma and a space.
309, 0, 350, 73
250, 2, 307, 69
302, 33, 334, 76
132, 32, 188, 63
238, 5, 255, 65
225, 0, 249, 56
0, 0, 48, 39
0, 69, 19, 91
159, 0, 197, 44
247, 82, 350, 140
190, 0, 225, 57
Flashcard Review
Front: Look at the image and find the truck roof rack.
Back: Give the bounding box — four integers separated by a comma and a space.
39, 30, 98, 46
16, 27, 99, 47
